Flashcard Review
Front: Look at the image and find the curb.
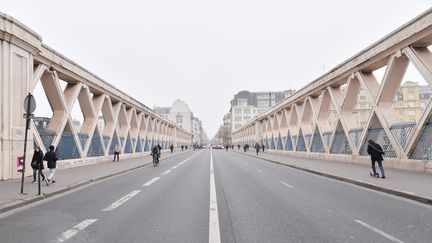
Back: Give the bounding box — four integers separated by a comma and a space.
0, 151, 190, 214
236, 151, 432, 206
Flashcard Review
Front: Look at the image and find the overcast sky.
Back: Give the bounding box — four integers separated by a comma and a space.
1, 1, 431, 138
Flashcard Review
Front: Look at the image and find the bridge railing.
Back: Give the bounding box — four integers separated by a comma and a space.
233, 8, 432, 172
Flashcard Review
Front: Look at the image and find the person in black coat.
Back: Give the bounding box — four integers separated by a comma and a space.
367, 140, 386, 178
43, 145, 58, 184
31, 147, 45, 183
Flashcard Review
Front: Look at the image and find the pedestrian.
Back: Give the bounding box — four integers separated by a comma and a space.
225, 145, 229, 151
262, 144, 265, 152
367, 140, 386, 179
170, 144, 174, 153
254, 142, 260, 156
31, 146, 46, 183
181, 145, 184, 151
113, 144, 120, 161
238, 144, 240, 150
43, 145, 58, 184
243, 144, 247, 152
185, 145, 188, 150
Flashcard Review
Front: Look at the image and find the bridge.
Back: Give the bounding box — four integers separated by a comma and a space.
0, 13, 192, 180
1, 7, 432, 243
233, 8, 432, 173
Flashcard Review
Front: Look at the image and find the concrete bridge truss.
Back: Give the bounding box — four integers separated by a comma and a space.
0, 13, 191, 180
233, 8, 432, 173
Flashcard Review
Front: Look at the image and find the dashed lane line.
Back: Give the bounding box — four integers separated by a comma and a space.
280, 181, 294, 189
55, 219, 98, 243
102, 190, 141, 212
355, 220, 404, 243
143, 177, 161, 187
161, 170, 172, 176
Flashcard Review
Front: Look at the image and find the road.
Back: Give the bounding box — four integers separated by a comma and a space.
0, 149, 431, 242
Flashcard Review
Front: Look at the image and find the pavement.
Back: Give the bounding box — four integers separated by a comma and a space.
233, 149, 432, 206
0, 149, 192, 214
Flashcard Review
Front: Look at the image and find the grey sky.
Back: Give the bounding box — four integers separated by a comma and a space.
2, 1, 431, 137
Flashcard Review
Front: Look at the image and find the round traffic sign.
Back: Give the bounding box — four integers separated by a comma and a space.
24, 93, 36, 113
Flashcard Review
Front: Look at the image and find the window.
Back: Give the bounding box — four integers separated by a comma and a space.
176, 113, 183, 124
243, 108, 251, 114
237, 99, 248, 106
408, 110, 415, 116
408, 94, 414, 100
257, 100, 269, 107
408, 102, 415, 108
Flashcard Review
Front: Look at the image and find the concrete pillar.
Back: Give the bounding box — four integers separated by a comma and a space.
0, 15, 42, 179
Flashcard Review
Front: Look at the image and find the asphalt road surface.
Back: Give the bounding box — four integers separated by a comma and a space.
0, 149, 431, 242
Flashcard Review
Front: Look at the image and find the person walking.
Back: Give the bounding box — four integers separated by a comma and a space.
181, 145, 184, 151
238, 144, 240, 150
254, 142, 260, 156
262, 144, 265, 152
43, 145, 58, 184
367, 140, 386, 179
31, 146, 46, 183
170, 144, 174, 153
113, 144, 120, 161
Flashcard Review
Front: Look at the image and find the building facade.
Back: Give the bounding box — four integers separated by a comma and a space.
154, 99, 208, 146
230, 90, 295, 132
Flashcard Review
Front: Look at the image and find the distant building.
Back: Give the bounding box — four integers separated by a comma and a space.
154, 99, 208, 145
230, 90, 295, 132
327, 80, 432, 129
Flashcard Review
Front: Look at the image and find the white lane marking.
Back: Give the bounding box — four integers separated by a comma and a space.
209, 149, 221, 243
355, 220, 404, 243
280, 181, 294, 189
257, 169, 262, 173
102, 190, 141, 211
55, 219, 98, 242
171, 152, 201, 170
143, 177, 161, 186
161, 170, 172, 176
172, 164, 180, 169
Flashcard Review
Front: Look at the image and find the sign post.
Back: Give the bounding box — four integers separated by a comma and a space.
20, 93, 36, 194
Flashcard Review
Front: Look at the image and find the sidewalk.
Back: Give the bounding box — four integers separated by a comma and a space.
235, 149, 432, 206
0, 150, 191, 214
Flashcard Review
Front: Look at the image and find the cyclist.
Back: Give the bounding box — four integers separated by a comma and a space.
151, 145, 160, 166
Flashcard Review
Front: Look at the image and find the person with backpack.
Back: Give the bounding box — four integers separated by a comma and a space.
43, 145, 59, 184
367, 140, 386, 179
